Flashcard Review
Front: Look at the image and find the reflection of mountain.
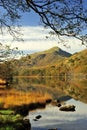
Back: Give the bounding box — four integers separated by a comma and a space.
12, 77, 67, 99
12, 78, 87, 104
8, 47, 87, 104
0, 77, 87, 109
62, 79, 87, 104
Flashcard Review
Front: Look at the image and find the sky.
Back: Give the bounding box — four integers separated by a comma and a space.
0, 8, 87, 55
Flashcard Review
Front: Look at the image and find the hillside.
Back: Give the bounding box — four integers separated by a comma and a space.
20, 46, 71, 67
64, 49, 87, 73
12, 47, 87, 77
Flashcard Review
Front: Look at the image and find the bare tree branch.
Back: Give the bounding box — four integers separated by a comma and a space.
25, 0, 87, 45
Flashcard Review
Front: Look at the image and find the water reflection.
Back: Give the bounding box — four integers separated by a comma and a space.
28, 102, 87, 130
12, 77, 87, 103
0, 77, 87, 108
0, 77, 87, 130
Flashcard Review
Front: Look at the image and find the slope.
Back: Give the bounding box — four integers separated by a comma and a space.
61, 49, 87, 74
27, 46, 71, 67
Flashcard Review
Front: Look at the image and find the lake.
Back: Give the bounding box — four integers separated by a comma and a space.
28, 99, 87, 130
0, 77, 87, 130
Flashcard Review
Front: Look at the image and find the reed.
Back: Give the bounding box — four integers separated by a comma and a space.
0, 89, 52, 109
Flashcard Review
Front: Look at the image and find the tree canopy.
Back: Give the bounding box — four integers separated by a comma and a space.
0, 43, 20, 62
0, 43, 20, 82
0, 0, 87, 45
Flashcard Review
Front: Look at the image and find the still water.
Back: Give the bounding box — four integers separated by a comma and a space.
0, 77, 87, 130
28, 99, 87, 130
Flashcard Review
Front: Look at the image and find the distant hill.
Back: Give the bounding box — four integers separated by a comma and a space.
26, 46, 71, 67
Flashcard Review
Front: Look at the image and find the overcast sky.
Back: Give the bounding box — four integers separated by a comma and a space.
0, 9, 86, 55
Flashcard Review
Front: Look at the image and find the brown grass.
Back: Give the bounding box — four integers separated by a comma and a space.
0, 79, 6, 84
0, 89, 52, 109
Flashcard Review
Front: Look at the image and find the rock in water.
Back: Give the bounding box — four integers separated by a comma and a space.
35, 115, 42, 119
59, 105, 75, 111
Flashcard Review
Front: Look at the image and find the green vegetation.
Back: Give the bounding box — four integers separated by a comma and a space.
0, 110, 24, 129
0, 113, 22, 123
0, 110, 14, 115
0, 109, 22, 122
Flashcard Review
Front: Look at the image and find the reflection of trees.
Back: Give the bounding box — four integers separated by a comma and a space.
10, 77, 87, 104
13, 77, 67, 89
0, 87, 51, 109
62, 80, 87, 104
12, 77, 67, 99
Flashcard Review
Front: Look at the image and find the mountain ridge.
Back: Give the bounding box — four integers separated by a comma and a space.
12, 47, 87, 77
26, 46, 71, 67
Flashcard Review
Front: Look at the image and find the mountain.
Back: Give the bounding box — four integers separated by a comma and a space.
12, 47, 87, 77
26, 46, 71, 67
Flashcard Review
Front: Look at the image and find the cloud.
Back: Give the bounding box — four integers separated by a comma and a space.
0, 26, 86, 54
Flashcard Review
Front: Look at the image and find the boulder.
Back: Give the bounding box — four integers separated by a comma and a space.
35, 115, 42, 119
33, 115, 42, 121
59, 105, 75, 111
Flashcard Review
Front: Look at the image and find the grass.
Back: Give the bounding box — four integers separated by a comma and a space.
0, 110, 23, 130
0, 109, 22, 124
0, 79, 6, 84
0, 90, 51, 129
0, 110, 14, 115
0, 89, 52, 109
